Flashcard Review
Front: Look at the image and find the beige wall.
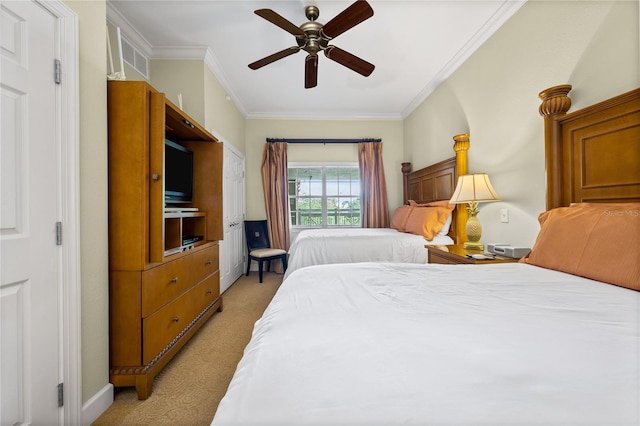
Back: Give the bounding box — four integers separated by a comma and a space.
404, 0, 639, 247
150, 59, 246, 151
150, 59, 206, 124
203, 66, 246, 152
244, 119, 404, 220
64, 0, 110, 404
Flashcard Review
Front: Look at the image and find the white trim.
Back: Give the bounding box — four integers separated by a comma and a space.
106, 2, 153, 58
81, 384, 113, 426
289, 161, 358, 168
151, 45, 208, 60
37, 0, 81, 423
246, 111, 403, 121
202, 48, 247, 117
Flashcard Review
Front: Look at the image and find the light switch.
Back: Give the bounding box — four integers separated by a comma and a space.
500, 208, 509, 223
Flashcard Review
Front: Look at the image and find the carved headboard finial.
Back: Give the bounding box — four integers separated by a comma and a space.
539, 84, 572, 210
452, 133, 470, 153
538, 84, 572, 117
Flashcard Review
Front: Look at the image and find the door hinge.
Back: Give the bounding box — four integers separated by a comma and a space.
58, 383, 64, 407
54, 59, 61, 84
56, 222, 62, 245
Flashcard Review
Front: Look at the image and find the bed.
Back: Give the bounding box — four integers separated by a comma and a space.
283, 134, 470, 279
212, 86, 640, 424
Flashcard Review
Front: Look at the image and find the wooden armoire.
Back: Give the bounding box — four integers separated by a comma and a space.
107, 81, 223, 399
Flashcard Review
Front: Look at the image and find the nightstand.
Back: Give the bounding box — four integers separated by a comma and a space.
426, 244, 520, 265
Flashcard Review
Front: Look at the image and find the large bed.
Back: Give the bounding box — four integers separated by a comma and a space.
212, 86, 640, 424
284, 134, 470, 279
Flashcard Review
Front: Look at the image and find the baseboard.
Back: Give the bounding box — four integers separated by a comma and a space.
81, 383, 113, 425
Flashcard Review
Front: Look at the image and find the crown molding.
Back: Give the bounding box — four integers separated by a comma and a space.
106, 2, 153, 58
401, 0, 527, 119
246, 111, 403, 121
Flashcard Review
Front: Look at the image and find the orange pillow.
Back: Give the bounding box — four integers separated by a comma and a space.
521, 202, 640, 291
403, 205, 454, 240
409, 199, 456, 210
390, 205, 414, 232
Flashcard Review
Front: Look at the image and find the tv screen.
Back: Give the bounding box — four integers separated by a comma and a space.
164, 139, 194, 204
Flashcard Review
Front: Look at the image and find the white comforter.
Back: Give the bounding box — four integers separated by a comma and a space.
213, 262, 639, 425
283, 228, 453, 280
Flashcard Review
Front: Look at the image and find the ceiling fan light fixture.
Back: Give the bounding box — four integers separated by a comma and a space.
249, 0, 375, 88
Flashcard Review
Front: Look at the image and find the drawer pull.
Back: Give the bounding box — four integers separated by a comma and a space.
205, 260, 212, 266
172, 316, 180, 322
206, 289, 213, 295
170, 277, 179, 283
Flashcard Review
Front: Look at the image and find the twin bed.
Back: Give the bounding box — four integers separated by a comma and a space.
284, 134, 470, 279
213, 86, 640, 424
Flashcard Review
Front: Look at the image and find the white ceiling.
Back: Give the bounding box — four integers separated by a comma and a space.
107, 0, 525, 120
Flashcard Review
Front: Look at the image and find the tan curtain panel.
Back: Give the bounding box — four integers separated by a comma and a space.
261, 142, 290, 273
358, 142, 390, 228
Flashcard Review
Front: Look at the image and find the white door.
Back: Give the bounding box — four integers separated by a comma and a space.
1, 1, 78, 424
220, 143, 245, 293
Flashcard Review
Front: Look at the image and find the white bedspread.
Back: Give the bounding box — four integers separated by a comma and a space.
283, 228, 453, 280
213, 263, 639, 425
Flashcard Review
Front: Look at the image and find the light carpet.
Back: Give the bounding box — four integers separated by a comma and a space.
92, 271, 283, 425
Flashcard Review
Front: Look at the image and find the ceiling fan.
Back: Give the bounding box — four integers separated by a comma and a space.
248, 0, 375, 89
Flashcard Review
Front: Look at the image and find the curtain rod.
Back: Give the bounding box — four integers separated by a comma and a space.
266, 138, 381, 144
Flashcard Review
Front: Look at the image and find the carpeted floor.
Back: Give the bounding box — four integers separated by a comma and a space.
92, 271, 283, 425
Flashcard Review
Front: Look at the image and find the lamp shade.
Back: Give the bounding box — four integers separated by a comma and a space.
450, 174, 501, 204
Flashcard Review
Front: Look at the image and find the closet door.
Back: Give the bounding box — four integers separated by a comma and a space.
220, 144, 245, 293
1, 1, 72, 423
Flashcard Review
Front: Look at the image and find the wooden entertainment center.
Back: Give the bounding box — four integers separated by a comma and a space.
107, 81, 223, 399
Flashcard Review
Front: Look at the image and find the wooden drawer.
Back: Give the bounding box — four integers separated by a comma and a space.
141, 257, 191, 317
193, 272, 220, 316
142, 288, 194, 365
189, 245, 219, 285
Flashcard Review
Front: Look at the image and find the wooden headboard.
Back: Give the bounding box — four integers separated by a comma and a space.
539, 85, 640, 209
401, 133, 470, 244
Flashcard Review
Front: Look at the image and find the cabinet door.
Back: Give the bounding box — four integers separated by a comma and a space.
149, 92, 165, 263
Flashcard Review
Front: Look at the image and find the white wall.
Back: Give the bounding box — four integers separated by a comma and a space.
404, 0, 639, 247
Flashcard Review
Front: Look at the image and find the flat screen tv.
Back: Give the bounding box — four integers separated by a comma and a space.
164, 139, 194, 205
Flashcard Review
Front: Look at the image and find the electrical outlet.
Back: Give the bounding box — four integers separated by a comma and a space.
500, 208, 509, 223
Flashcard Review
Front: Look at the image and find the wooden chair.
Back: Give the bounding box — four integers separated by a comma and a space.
244, 220, 287, 283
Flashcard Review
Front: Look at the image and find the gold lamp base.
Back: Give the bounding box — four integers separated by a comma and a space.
463, 241, 484, 251
464, 204, 484, 251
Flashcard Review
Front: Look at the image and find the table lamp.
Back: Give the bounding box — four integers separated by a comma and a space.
450, 173, 501, 251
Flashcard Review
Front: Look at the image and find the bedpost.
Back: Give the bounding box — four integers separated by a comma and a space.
452, 133, 470, 244
401, 162, 412, 204
538, 85, 572, 210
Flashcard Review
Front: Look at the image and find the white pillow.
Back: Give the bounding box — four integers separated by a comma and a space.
436, 213, 452, 237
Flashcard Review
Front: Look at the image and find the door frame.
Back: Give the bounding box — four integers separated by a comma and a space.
39, 0, 81, 422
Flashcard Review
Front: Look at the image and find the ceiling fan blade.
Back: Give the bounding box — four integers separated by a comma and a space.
324, 46, 374, 77
249, 47, 300, 70
305, 55, 318, 89
255, 9, 305, 37
321, 0, 374, 39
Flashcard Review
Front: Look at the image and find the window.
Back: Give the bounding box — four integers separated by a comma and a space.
288, 163, 360, 228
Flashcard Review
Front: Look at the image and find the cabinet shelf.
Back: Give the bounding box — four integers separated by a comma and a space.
164, 211, 207, 255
